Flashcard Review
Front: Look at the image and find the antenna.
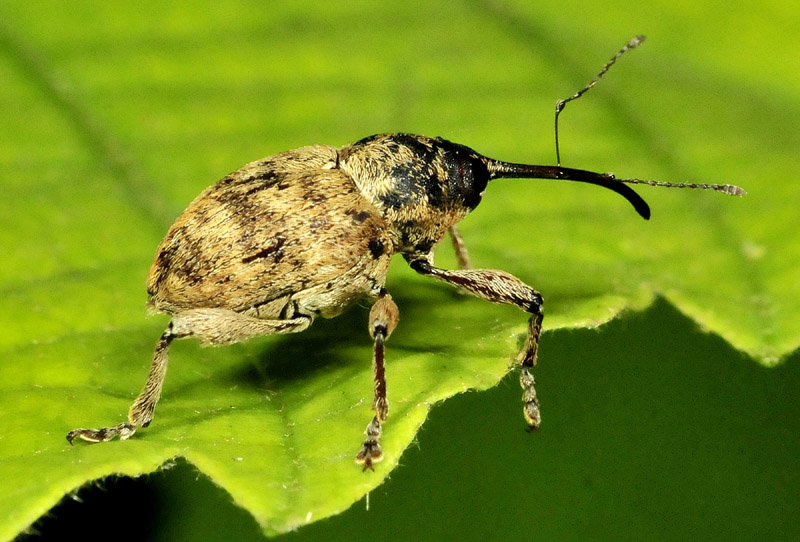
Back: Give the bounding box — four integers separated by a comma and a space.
542, 36, 745, 201
555, 35, 645, 166
612, 177, 745, 196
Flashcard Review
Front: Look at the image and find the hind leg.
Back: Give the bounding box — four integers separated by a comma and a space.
67, 309, 311, 444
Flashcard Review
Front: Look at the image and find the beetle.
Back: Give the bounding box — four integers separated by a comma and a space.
67, 37, 743, 470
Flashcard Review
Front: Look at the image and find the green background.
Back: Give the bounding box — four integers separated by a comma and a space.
3, 0, 798, 540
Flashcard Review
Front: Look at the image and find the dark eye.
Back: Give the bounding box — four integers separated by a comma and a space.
455, 153, 489, 210
457, 155, 471, 191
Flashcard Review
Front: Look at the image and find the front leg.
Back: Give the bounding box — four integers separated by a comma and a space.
409, 259, 543, 429
356, 289, 399, 470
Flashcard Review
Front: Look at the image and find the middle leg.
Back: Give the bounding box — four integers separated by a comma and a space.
356, 289, 399, 470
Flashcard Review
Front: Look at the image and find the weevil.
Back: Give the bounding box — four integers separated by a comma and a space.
67, 36, 744, 470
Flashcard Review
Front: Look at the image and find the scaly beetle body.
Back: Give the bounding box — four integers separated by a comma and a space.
68, 133, 554, 469
68, 39, 744, 470
147, 134, 489, 321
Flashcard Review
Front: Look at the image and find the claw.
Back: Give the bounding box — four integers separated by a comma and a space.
356, 445, 383, 471
356, 416, 383, 471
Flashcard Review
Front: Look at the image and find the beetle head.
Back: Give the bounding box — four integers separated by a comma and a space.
339, 133, 491, 216
339, 133, 744, 228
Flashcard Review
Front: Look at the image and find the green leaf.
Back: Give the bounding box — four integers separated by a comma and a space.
1, 0, 797, 539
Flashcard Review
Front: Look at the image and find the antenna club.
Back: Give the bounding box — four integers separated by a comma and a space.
722, 185, 747, 196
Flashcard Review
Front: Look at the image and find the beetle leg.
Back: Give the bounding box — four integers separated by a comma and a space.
67, 311, 312, 444
409, 259, 543, 429
448, 224, 471, 270
67, 327, 176, 444
356, 289, 399, 471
